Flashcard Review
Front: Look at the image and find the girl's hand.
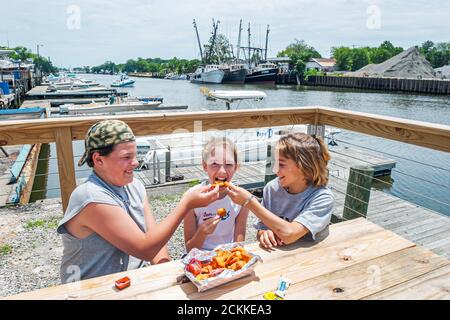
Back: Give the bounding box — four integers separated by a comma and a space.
258, 229, 284, 249
198, 215, 221, 235
226, 183, 252, 206
183, 184, 220, 209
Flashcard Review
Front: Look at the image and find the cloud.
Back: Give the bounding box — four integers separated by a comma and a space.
1, 0, 449, 66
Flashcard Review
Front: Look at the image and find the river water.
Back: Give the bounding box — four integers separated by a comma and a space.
33, 74, 450, 216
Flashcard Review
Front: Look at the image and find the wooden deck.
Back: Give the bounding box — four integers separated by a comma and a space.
136, 148, 450, 259
5, 218, 449, 300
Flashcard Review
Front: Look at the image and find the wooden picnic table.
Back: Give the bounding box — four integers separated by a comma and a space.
6, 218, 450, 300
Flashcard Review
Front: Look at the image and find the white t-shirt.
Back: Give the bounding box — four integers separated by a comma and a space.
189, 182, 242, 250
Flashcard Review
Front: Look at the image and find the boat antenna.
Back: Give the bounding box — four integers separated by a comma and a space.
264, 24, 270, 61
193, 19, 204, 64
236, 19, 242, 60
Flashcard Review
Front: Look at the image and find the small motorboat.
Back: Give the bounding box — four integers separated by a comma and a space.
111, 74, 136, 87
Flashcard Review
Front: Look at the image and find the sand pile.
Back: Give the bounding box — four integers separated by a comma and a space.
349, 47, 436, 79
435, 65, 450, 79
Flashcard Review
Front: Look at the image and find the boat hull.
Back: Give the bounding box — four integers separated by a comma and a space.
190, 70, 224, 84
222, 68, 247, 84
111, 80, 135, 87
245, 68, 278, 84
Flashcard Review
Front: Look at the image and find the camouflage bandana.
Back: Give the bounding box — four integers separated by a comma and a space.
78, 120, 135, 166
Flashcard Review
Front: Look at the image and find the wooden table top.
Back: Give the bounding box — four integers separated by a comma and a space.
6, 218, 450, 300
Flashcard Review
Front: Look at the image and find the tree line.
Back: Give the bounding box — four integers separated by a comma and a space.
87, 39, 449, 78
0, 46, 58, 74
89, 57, 201, 76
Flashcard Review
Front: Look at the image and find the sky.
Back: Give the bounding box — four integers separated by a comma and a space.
2, 0, 449, 68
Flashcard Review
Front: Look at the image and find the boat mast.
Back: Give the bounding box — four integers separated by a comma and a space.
264, 24, 270, 61
247, 23, 251, 67
193, 19, 204, 64
207, 19, 220, 64
236, 19, 242, 60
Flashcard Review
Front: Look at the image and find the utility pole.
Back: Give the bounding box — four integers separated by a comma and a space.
193, 19, 204, 64
36, 44, 43, 78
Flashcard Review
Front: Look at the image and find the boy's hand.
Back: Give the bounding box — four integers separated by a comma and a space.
226, 183, 252, 206
183, 184, 220, 209
199, 215, 221, 235
258, 229, 284, 249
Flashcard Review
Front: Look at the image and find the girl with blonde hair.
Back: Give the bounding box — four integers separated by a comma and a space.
184, 137, 249, 252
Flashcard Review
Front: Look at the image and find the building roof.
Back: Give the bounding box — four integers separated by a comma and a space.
0, 49, 14, 56
310, 58, 336, 67
267, 57, 291, 63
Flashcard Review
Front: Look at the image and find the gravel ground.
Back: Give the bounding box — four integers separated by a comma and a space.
0, 183, 260, 298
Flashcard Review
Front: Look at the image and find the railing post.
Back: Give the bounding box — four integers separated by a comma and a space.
343, 166, 374, 220
307, 124, 325, 138
54, 127, 76, 213
165, 146, 171, 182
264, 142, 277, 186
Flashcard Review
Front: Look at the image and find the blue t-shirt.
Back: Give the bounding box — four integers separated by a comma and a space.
255, 178, 334, 240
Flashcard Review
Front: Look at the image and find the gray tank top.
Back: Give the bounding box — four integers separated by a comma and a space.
57, 172, 147, 284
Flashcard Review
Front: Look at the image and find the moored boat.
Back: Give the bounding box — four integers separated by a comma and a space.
221, 63, 247, 84
111, 74, 136, 87
245, 62, 278, 84
190, 65, 224, 84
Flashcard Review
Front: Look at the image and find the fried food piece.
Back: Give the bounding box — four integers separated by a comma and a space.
196, 274, 209, 281
211, 180, 230, 188
217, 208, 227, 218
229, 260, 246, 271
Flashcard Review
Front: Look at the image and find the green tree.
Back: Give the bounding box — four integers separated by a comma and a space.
419, 40, 435, 57
351, 48, 370, 71
34, 56, 58, 74
204, 34, 233, 64
277, 39, 321, 75
9, 46, 35, 61
420, 41, 450, 68
331, 46, 352, 71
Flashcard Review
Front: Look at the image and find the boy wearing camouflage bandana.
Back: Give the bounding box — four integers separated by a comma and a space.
57, 120, 220, 283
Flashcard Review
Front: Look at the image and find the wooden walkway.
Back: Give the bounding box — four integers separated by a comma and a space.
6, 218, 449, 300
136, 148, 450, 259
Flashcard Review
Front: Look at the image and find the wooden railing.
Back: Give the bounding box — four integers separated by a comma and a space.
1, 106, 449, 211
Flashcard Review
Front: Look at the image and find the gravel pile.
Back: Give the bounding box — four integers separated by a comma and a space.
435, 65, 450, 79
0, 184, 260, 297
349, 47, 437, 79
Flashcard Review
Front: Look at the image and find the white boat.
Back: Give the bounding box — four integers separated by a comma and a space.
50, 86, 109, 93
45, 74, 101, 91
59, 101, 162, 115
200, 87, 266, 109
205, 89, 266, 101
190, 65, 224, 84
111, 75, 136, 87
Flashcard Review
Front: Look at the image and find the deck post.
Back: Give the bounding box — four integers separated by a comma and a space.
264, 143, 277, 185
54, 127, 76, 213
165, 146, 171, 182
307, 124, 325, 138
343, 166, 374, 220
